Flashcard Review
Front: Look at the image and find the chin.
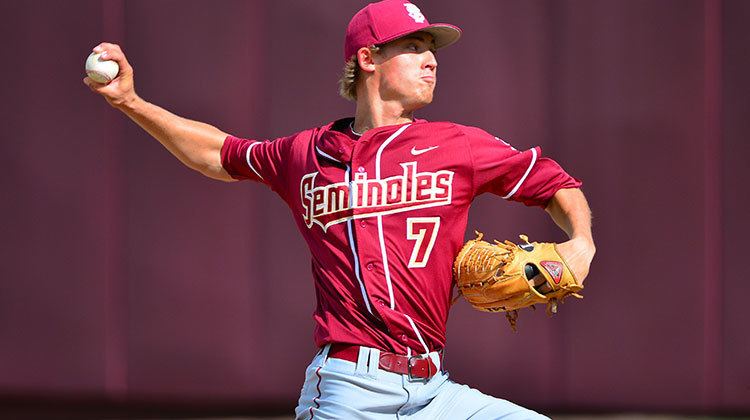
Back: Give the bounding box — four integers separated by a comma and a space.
404, 99, 431, 113
406, 90, 434, 110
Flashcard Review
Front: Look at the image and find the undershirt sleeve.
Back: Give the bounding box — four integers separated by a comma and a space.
462, 126, 582, 207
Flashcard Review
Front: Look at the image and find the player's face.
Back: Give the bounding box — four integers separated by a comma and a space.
374, 33, 438, 111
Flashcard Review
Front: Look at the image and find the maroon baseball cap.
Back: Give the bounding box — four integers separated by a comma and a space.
344, 0, 462, 62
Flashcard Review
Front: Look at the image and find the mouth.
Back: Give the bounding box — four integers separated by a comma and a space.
420, 75, 436, 84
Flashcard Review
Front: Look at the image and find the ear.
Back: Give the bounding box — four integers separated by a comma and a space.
357, 47, 376, 74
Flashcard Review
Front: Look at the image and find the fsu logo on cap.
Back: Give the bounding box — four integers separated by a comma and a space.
404, 3, 426, 23
540, 261, 563, 284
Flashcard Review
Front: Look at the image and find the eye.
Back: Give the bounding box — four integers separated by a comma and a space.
407, 43, 419, 52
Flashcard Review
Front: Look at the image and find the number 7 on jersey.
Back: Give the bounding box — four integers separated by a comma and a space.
406, 217, 440, 268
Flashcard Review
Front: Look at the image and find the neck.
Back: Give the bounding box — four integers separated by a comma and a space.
352, 94, 415, 135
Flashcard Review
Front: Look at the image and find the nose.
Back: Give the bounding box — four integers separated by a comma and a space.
423, 50, 437, 71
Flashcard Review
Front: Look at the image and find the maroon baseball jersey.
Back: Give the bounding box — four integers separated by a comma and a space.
221, 118, 581, 355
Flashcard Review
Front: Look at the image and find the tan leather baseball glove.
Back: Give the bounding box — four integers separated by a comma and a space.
453, 231, 584, 331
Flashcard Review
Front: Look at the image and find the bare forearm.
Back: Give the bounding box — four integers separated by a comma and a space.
545, 188, 593, 242
84, 43, 234, 181
117, 95, 232, 181
545, 188, 595, 282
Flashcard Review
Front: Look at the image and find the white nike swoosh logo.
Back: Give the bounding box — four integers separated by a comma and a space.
410, 145, 439, 155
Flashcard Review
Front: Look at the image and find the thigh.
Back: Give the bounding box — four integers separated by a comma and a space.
295, 357, 407, 420
421, 378, 550, 420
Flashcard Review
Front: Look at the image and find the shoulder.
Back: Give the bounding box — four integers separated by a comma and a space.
412, 121, 500, 143
448, 123, 497, 140
415, 121, 493, 136
287, 119, 346, 142
268, 121, 348, 160
269, 124, 327, 149
408, 120, 465, 136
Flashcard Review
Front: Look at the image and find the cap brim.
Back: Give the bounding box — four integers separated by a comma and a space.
375, 23, 462, 52
421, 24, 462, 50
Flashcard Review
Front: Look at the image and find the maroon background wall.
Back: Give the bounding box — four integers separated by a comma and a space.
1, 0, 748, 416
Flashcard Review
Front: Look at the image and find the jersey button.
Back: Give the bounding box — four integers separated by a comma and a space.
357, 166, 365, 173
400, 334, 408, 342
360, 220, 366, 228
366, 263, 374, 271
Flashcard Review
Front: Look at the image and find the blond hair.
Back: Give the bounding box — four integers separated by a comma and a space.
338, 45, 381, 101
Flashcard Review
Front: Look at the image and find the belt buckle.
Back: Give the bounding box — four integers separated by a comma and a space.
407, 354, 433, 382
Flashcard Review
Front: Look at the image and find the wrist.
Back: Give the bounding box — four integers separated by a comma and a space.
113, 92, 142, 112
571, 235, 595, 250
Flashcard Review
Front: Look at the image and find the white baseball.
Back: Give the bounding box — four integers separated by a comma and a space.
85, 52, 119, 84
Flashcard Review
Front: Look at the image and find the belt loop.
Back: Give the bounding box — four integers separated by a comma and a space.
320, 343, 331, 360
367, 348, 380, 375
355, 346, 369, 375
429, 351, 441, 372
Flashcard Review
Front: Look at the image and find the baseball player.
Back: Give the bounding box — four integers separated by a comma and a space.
84, 1, 595, 418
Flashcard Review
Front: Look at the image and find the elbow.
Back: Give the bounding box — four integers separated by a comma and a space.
196, 164, 236, 182
191, 150, 236, 182
545, 187, 584, 212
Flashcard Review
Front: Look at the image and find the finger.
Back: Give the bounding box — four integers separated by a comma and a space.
84, 81, 99, 93
526, 273, 553, 294
92, 43, 131, 70
83, 76, 104, 87
93, 42, 123, 54
83, 76, 107, 92
531, 274, 545, 287
99, 50, 130, 72
537, 283, 553, 294
529, 281, 552, 294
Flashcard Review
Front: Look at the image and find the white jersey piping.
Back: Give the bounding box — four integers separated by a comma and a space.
404, 313, 430, 354
502, 147, 538, 199
245, 142, 263, 180
371, 123, 432, 353
344, 165, 373, 315
375, 124, 411, 309
315, 146, 342, 164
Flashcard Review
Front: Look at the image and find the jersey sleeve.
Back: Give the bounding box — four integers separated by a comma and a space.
461, 126, 582, 207
221, 134, 292, 191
